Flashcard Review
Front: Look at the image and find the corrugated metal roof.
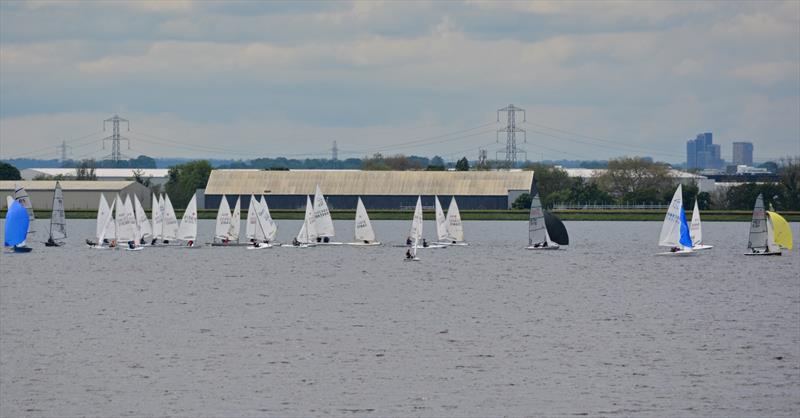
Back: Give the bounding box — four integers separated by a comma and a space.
205, 170, 534, 196
21, 168, 169, 178
0, 180, 142, 191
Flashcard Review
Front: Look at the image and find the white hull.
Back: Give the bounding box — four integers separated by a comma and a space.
346, 241, 382, 246
209, 242, 249, 247
434, 241, 469, 246
744, 251, 782, 256
403, 257, 420, 262
314, 241, 343, 246
655, 249, 697, 256
246, 243, 273, 250
124, 246, 144, 252
526, 244, 560, 250
281, 243, 316, 248
415, 244, 447, 249
692, 244, 714, 250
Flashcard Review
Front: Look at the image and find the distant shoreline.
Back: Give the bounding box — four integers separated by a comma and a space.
4, 209, 799, 222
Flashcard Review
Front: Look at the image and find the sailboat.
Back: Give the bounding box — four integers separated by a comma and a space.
4, 200, 31, 253
347, 197, 380, 246
177, 194, 198, 247
313, 185, 341, 244
87, 193, 115, 249
150, 193, 164, 245
283, 195, 317, 248
45, 181, 67, 246
526, 189, 559, 250
246, 196, 276, 249
13, 182, 35, 236
434, 196, 467, 246
689, 199, 713, 250
212, 195, 233, 245
745, 194, 793, 256
117, 194, 142, 250
133, 194, 152, 245
656, 184, 695, 256
230, 196, 241, 243
404, 196, 423, 260
161, 194, 179, 245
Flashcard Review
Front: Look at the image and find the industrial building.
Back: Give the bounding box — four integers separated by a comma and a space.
204, 170, 534, 210
20, 168, 170, 186
0, 181, 151, 211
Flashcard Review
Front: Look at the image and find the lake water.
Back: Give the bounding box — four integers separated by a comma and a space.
1, 220, 798, 417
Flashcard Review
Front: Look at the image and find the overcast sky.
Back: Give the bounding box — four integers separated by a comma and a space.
1, 0, 798, 164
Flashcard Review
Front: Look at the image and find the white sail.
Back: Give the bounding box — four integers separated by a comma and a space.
257, 196, 277, 242
297, 195, 318, 244
95, 194, 113, 242
49, 181, 67, 241
313, 185, 335, 238
246, 195, 259, 240
748, 194, 769, 251
229, 196, 241, 242
689, 199, 702, 246
107, 196, 117, 241
528, 191, 549, 245
177, 194, 198, 241
134, 194, 152, 240
658, 185, 686, 247
162, 195, 179, 241
446, 197, 464, 242
354, 197, 376, 242
151, 193, 163, 240
13, 182, 35, 233
410, 196, 423, 242
434, 196, 448, 241
116, 195, 138, 243
215, 195, 232, 240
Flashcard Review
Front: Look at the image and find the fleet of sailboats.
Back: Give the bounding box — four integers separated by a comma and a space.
7, 182, 794, 258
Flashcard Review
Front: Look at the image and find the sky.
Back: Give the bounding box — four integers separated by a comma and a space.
1, 0, 798, 164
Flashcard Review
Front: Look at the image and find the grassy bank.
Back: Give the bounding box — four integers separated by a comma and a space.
4, 209, 799, 222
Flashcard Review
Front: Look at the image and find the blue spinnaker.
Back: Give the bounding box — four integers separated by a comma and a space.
679, 206, 692, 248
4, 200, 29, 247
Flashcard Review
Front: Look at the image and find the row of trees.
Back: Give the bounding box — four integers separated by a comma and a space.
514, 157, 800, 211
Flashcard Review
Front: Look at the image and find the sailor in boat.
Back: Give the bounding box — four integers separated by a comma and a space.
323, 236, 330, 243
162, 239, 169, 244
187, 240, 194, 247
86, 238, 96, 246
364, 240, 370, 244
406, 237, 412, 246
151, 237, 158, 245
46, 237, 58, 247
422, 238, 429, 248
109, 240, 117, 248
670, 247, 679, 253
128, 241, 136, 249
405, 249, 412, 259
140, 237, 146, 245
292, 237, 300, 246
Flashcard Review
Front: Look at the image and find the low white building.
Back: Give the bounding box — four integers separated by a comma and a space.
1, 181, 151, 211
20, 168, 170, 187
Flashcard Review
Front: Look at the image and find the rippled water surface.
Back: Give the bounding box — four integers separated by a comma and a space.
1, 219, 798, 417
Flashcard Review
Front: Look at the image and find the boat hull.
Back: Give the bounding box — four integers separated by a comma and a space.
246, 243, 273, 250
692, 244, 714, 250
526, 244, 560, 250
743, 251, 782, 256
655, 250, 697, 256
434, 241, 469, 246
346, 242, 382, 246
10, 246, 32, 253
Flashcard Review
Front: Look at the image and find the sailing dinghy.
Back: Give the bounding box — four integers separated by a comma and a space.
689, 199, 713, 250
177, 194, 199, 247
313, 185, 342, 245
133, 194, 152, 245
160, 194, 179, 245
526, 189, 559, 250
745, 194, 792, 256
4, 200, 31, 253
246, 196, 276, 249
282, 195, 317, 248
404, 196, 423, 260
118, 195, 142, 251
347, 197, 380, 246
656, 185, 695, 256
150, 193, 164, 245
45, 181, 67, 246
87, 193, 115, 249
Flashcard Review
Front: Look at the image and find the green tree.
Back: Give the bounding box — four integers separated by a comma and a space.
596, 157, 673, 200
778, 157, 799, 210
455, 157, 470, 171
758, 161, 779, 173
76, 159, 97, 180
132, 168, 152, 187
0, 162, 21, 180
165, 160, 213, 208
512, 193, 532, 209
130, 155, 157, 168
362, 153, 389, 170
723, 182, 786, 210
522, 163, 571, 207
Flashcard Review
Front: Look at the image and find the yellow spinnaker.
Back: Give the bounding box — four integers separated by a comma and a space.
767, 211, 794, 250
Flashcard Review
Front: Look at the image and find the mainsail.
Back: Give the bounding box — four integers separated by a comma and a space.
658, 185, 692, 248
95, 194, 113, 243
134, 194, 152, 240
215, 195, 232, 241
528, 191, 550, 246
313, 185, 335, 238
177, 194, 198, 242
445, 197, 464, 242
409, 196, 423, 244
689, 199, 702, 246
747, 194, 769, 251
246, 195, 260, 240
49, 181, 67, 241
297, 195, 318, 244
257, 196, 277, 242
151, 193, 163, 240
229, 196, 241, 242
434, 196, 448, 242
354, 197, 376, 242
162, 195, 179, 241
116, 195, 138, 243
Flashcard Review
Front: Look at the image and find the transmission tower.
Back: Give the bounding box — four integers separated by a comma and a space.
331, 140, 339, 161
496, 104, 527, 168
102, 115, 131, 165
59, 140, 71, 163
478, 148, 487, 167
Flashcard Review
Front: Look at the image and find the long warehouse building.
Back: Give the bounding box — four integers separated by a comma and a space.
204, 170, 534, 210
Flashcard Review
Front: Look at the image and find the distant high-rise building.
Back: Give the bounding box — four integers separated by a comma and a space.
686, 132, 724, 169
732, 142, 754, 166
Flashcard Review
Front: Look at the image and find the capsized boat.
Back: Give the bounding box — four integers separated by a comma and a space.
347, 197, 381, 246
526, 189, 559, 250
45, 181, 67, 247
745, 194, 791, 256
689, 199, 713, 250
4, 200, 32, 253
656, 184, 695, 256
